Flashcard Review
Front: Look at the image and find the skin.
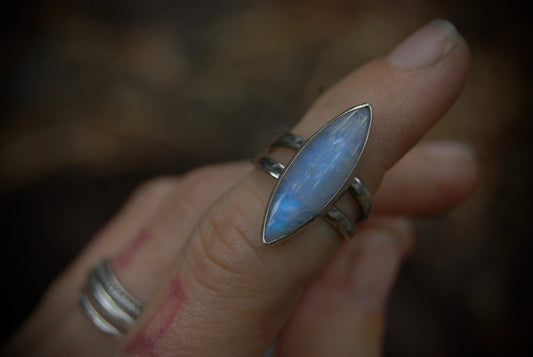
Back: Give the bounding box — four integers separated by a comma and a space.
3, 21, 476, 357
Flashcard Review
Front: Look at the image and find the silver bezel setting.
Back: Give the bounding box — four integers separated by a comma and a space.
259, 103, 373, 245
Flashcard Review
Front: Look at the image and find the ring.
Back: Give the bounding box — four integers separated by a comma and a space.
79, 259, 143, 336
253, 103, 373, 245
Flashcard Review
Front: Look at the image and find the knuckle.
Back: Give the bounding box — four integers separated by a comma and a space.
163, 165, 230, 215
187, 196, 269, 298
135, 176, 180, 200
182, 165, 218, 183
124, 176, 181, 212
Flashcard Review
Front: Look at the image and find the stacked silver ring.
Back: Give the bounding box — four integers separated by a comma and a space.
254, 132, 373, 239
79, 259, 143, 336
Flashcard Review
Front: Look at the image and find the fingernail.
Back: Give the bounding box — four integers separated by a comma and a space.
388, 19, 460, 68
347, 230, 405, 312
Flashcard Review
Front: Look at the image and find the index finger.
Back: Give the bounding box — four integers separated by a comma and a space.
121, 20, 470, 357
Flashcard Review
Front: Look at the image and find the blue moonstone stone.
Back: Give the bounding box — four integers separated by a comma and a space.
262, 104, 372, 244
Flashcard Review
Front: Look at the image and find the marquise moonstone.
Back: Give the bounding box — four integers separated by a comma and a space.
262, 104, 372, 244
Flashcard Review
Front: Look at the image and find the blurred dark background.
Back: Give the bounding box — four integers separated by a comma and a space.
1, 0, 531, 355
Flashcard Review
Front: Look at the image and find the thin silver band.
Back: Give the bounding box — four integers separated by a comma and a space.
80, 289, 122, 336
254, 132, 373, 239
349, 176, 373, 222
95, 260, 143, 318
80, 259, 143, 336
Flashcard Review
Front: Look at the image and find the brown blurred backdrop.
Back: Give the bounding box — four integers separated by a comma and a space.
1, 0, 531, 355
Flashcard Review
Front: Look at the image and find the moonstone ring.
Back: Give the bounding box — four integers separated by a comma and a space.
254, 103, 373, 245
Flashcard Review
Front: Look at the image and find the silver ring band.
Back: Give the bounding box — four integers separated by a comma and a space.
267, 132, 307, 151
80, 259, 143, 336
95, 260, 143, 318
349, 176, 373, 222
80, 289, 123, 336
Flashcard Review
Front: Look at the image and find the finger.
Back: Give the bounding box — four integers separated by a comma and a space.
5, 175, 176, 354
374, 141, 477, 215
120, 20, 470, 356
6, 162, 251, 356
52, 176, 178, 300
277, 217, 412, 357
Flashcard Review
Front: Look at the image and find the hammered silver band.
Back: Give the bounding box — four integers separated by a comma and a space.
80, 259, 143, 336
254, 132, 373, 239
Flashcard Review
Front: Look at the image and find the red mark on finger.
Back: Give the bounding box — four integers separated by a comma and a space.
112, 230, 154, 272
124, 278, 187, 356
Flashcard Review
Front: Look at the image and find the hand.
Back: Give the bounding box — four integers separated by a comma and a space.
4, 20, 476, 357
